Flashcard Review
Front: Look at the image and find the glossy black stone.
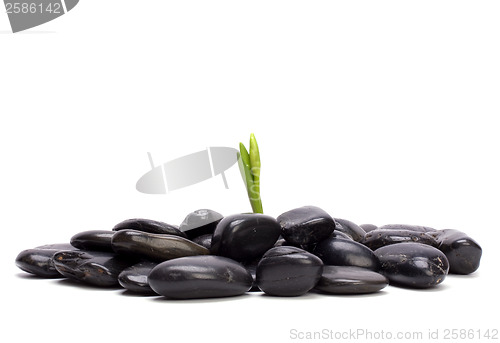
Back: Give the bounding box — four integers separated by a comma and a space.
113, 218, 186, 237
15, 243, 75, 278
377, 224, 436, 233
433, 229, 482, 274
334, 218, 366, 242
256, 246, 323, 296
179, 209, 223, 239
192, 234, 212, 250
111, 229, 209, 261
313, 236, 380, 271
374, 242, 449, 288
210, 213, 281, 262
53, 250, 137, 287
314, 266, 388, 294
331, 231, 353, 240
118, 261, 158, 294
148, 255, 253, 299
277, 206, 336, 245
361, 229, 439, 250
360, 224, 378, 233
70, 230, 115, 252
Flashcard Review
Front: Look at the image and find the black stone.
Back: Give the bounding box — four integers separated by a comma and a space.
113, 218, 186, 237
15, 243, 75, 278
277, 206, 336, 245
374, 242, 449, 288
53, 250, 137, 287
331, 231, 353, 240
433, 229, 481, 275
192, 234, 212, 250
334, 218, 366, 242
315, 266, 388, 294
210, 213, 281, 262
179, 209, 223, 239
111, 229, 209, 262
148, 255, 253, 299
361, 228, 439, 250
118, 261, 158, 294
313, 236, 380, 271
256, 246, 323, 297
70, 230, 115, 252
377, 224, 437, 233
360, 224, 378, 233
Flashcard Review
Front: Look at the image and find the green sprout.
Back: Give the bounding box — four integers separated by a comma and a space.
238, 133, 263, 213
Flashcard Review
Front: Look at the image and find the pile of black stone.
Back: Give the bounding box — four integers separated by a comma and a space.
15, 206, 482, 299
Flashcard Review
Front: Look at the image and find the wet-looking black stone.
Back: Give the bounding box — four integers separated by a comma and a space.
210, 213, 281, 262
53, 250, 138, 287
148, 255, 253, 299
374, 242, 449, 288
315, 266, 388, 294
313, 236, 380, 271
113, 218, 186, 237
277, 206, 336, 246
111, 229, 209, 261
179, 209, 223, 239
256, 246, 323, 297
15, 243, 75, 278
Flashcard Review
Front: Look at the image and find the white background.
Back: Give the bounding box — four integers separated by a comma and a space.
1, 1, 499, 342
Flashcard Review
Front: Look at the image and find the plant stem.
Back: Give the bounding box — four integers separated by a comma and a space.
239, 134, 263, 213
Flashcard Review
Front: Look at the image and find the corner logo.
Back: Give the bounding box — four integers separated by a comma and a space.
136, 148, 239, 194
4, 0, 79, 33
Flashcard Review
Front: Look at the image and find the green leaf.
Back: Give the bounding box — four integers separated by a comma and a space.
238, 143, 254, 191
249, 133, 260, 184
238, 136, 263, 214
248, 133, 262, 213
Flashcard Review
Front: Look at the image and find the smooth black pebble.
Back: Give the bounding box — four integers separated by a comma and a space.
331, 231, 354, 240
315, 266, 388, 294
361, 228, 438, 250
148, 255, 253, 299
111, 229, 209, 261
313, 236, 380, 271
53, 250, 137, 287
179, 209, 223, 239
334, 218, 366, 242
113, 218, 186, 237
377, 224, 436, 232
211, 213, 281, 262
374, 242, 449, 288
256, 246, 323, 297
118, 261, 158, 294
15, 243, 75, 278
433, 229, 481, 274
70, 230, 115, 252
277, 206, 336, 245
